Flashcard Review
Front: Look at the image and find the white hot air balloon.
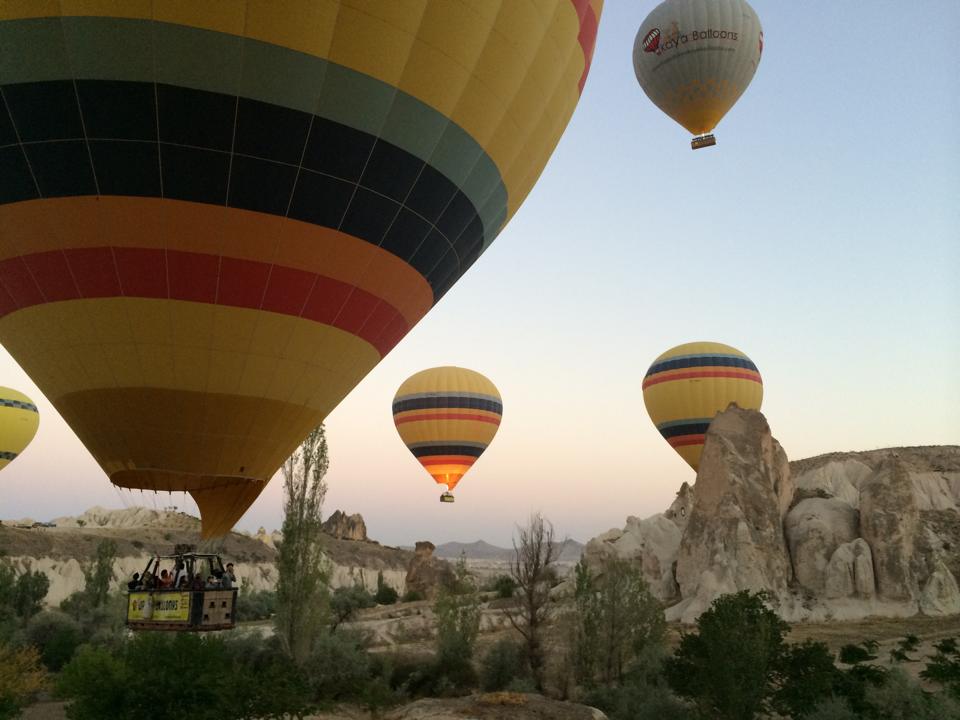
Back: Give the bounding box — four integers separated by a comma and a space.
633, 0, 763, 149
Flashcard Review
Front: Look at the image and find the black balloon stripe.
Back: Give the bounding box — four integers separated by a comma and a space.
0, 80, 492, 299
645, 355, 758, 377
658, 422, 711, 439
392, 396, 503, 414
410, 444, 486, 458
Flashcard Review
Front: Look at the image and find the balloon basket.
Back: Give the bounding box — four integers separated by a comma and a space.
691, 134, 716, 150
440, 492, 455, 503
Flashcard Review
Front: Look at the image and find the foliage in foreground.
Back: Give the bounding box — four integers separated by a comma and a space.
0, 643, 47, 720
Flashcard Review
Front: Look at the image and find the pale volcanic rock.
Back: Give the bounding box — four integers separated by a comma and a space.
919, 558, 960, 616
579, 515, 681, 602
824, 538, 875, 600
786, 498, 859, 594
665, 482, 694, 531
792, 459, 872, 508
860, 457, 920, 602
321, 510, 368, 541
404, 541, 454, 600
671, 407, 793, 622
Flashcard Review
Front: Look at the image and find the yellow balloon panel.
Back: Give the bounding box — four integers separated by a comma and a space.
643, 342, 762, 471
0, 387, 39, 471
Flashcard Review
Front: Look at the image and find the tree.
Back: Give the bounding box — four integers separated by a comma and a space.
665, 591, 788, 720
432, 554, 481, 690
62, 539, 117, 622
772, 640, 843, 719
0, 644, 47, 720
330, 584, 375, 633
573, 557, 666, 687
374, 570, 399, 605
12, 565, 48, 620
275, 425, 331, 664
504, 512, 558, 692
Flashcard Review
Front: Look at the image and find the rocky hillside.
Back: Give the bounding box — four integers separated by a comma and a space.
577, 406, 960, 623
434, 539, 584, 562
0, 507, 414, 606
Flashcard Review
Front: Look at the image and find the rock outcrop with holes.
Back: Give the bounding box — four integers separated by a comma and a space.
669, 407, 793, 622
578, 405, 960, 622
321, 510, 368, 541
404, 541, 455, 600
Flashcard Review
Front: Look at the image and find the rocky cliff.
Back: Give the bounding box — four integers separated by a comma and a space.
579, 406, 960, 623
0, 507, 411, 606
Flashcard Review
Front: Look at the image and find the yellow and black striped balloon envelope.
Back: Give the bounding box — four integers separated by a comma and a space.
0, 387, 39, 472
642, 342, 762, 472
393, 367, 502, 497
0, 1, 601, 536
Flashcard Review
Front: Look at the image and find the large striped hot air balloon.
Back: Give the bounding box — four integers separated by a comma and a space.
642, 342, 762, 471
393, 367, 502, 502
633, 0, 763, 149
0, 387, 38, 472
0, 1, 601, 536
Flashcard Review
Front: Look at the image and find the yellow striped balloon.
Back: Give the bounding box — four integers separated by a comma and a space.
0, 1, 600, 536
643, 342, 762, 471
393, 367, 502, 498
0, 387, 39, 472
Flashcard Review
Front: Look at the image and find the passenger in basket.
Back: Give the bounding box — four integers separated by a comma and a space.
158, 569, 173, 589
127, 572, 141, 591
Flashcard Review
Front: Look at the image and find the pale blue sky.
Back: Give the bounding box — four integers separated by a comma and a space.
1, 2, 957, 547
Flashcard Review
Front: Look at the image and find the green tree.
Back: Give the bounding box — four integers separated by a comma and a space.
665, 591, 788, 720
772, 640, 843, 718
572, 557, 665, 687
503, 512, 557, 692
12, 565, 48, 620
432, 555, 481, 690
480, 638, 528, 691
922, 636, 960, 699
275, 424, 331, 664
330, 584, 375, 632
24, 611, 84, 671
374, 570, 399, 605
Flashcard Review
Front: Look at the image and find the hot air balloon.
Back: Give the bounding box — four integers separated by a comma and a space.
0, 2, 601, 536
393, 367, 502, 503
633, 0, 763, 149
0, 387, 38, 472
643, 342, 762, 471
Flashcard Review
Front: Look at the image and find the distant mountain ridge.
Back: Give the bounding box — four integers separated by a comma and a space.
434, 539, 584, 562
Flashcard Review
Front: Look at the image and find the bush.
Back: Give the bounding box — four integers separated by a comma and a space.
863, 667, 960, 720
236, 588, 277, 621
401, 589, 425, 603
490, 575, 516, 599
0, 644, 47, 720
330, 584, 375, 631
24, 611, 83, 671
584, 663, 692, 720
375, 583, 399, 605
481, 638, 528, 691
307, 630, 371, 702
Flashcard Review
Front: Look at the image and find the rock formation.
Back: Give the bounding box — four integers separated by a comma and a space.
579, 407, 960, 623
669, 407, 793, 622
404, 541, 455, 599
322, 510, 368, 541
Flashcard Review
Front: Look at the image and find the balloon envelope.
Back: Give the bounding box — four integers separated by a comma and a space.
393, 367, 502, 493
633, 0, 763, 138
643, 342, 762, 471
0, 2, 600, 535
0, 387, 38, 472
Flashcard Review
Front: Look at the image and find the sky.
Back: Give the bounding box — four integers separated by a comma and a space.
0, 1, 957, 547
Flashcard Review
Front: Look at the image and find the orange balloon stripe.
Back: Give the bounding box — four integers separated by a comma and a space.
394, 412, 501, 425
0, 247, 409, 356
572, 0, 602, 93
642, 369, 762, 390
667, 434, 706, 449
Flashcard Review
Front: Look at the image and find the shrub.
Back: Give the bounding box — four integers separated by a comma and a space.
0, 644, 47, 720
375, 583, 399, 605
665, 591, 788, 720
490, 575, 516, 599
330, 584, 375, 631
235, 588, 277, 621
401, 589, 425, 603
307, 630, 371, 702
24, 611, 83, 671
584, 663, 692, 720
481, 638, 528, 691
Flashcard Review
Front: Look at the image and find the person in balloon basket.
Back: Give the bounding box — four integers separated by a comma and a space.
127, 573, 141, 591
219, 563, 236, 590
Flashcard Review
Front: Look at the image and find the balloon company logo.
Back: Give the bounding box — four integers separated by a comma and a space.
644, 24, 740, 57
641, 27, 661, 53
